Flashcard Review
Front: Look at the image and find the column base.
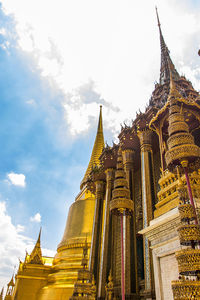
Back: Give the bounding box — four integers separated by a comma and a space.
140, 289, 155, 300
97, 294, 140, 300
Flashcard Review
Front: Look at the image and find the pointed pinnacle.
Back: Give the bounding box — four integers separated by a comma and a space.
155, 6, 161, 27
37, 227, 42, 244
97, 105, 103, 133
80, 106, 104, 189
155, 7, 180, 84
155, 7, 166, 50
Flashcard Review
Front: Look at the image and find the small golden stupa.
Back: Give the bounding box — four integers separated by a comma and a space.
69, 239, 96, 300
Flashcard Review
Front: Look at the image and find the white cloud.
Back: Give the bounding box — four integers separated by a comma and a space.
0, 28, 6, 36
16, 224, 25, 233
30, 213, 41, 223
42, 248, 56, 258
0, 202, 34, 289
7, 173, 26, 187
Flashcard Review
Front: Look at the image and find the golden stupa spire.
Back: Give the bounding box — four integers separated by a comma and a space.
80, 106, 104, 189
28, 228, 43, 265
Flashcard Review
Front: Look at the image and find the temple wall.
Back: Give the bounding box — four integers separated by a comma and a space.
139, 207, 181, 300
152, 240, 179, 299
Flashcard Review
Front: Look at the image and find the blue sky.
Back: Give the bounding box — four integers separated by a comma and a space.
0, 13, 99, 244
0, 0, 200, 290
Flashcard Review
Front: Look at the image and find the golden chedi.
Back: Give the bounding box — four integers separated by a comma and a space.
39, 106, 104, 300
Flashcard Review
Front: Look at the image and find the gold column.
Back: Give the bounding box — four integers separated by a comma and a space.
98, 169, 114, 298
122, 149, 138, 295
138, 129, 154, 296
89, 180, 105, 285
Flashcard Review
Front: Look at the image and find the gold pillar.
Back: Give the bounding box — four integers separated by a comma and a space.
98, 169, 114, 298
122, 149, 138, 295
89, 180, 105, 286
138, 130, 154, 296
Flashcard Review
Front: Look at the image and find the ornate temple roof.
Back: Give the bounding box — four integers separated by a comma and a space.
28, 228, 43, 265
80, 106, 104, 189
132, 8, 199, 122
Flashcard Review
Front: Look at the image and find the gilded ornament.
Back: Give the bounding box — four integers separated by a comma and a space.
175, 249, 200, 275
165, 144, 200, 167
168, 122, 189, 136
110, 198, 134, 213
112, 188, 130, 199
177, 224, 200, 246
172, 280, 200, 300
178, 204, 195, 222
167, 133, 194, 149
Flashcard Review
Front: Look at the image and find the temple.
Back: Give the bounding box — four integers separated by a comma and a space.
2, 9, 200, 300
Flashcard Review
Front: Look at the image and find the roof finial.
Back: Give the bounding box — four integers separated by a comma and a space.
155, 7, 180, 85
97, 105, 103, 133
155, 6, 161, 28
37, 227, 42, 244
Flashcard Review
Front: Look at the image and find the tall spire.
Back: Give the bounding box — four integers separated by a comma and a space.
28, 228, 43, 265
155, 7, 180, 84
80, 106, 104, 189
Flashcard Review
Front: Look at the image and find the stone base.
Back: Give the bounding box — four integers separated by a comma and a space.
140, 289, 155, 300
139, 207, 181, 300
